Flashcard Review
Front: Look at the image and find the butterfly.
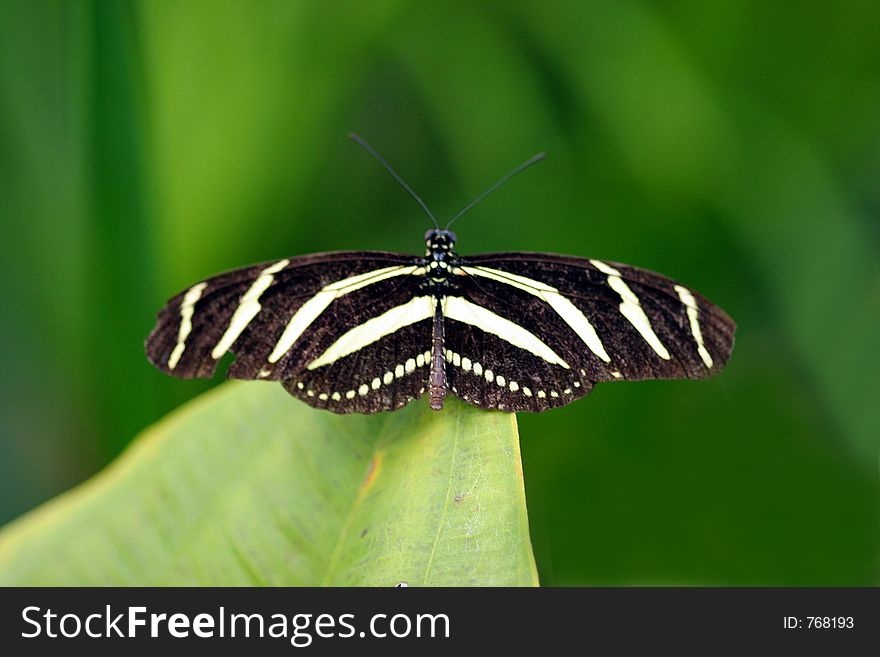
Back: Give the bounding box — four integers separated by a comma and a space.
146, 135, 735, 414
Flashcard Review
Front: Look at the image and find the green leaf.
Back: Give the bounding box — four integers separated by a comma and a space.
0, 382, 537, 586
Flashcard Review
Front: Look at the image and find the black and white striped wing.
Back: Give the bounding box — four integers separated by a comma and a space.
443, 253, 735, 412
145, 252, 432, 414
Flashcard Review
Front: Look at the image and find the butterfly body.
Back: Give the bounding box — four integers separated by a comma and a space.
146, 228, 735, 414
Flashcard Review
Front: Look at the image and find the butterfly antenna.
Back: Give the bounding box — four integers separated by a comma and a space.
348, 132, 439, 229
446, 151, 546, 230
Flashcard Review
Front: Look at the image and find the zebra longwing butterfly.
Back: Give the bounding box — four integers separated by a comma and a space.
146, 137, 735, 414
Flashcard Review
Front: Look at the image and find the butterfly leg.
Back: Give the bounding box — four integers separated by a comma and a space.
429, 296, 447, 410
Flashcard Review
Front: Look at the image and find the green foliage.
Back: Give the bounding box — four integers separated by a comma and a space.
0, 0, 877, 584
0, 384, 537, 586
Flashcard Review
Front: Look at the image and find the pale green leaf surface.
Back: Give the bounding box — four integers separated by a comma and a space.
0, 382, 537, 586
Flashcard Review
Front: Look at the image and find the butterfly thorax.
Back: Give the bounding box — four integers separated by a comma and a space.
422, 229, 459, 295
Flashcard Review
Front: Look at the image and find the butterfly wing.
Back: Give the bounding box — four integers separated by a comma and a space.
147, 249, 736, 415
145, 251, 432, 413
443, 252, 735, 412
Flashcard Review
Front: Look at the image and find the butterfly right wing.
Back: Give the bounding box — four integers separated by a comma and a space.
441, 252, 735, 412
145, 252, 430, 408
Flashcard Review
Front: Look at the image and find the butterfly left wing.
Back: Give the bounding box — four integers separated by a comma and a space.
145, 251, 433, 413
442, 252, 735, 412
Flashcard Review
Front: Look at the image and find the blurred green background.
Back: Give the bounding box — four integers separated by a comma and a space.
1, 0, 877, 585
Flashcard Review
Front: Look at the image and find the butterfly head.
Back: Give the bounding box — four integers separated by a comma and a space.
424, 229, 457, 255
